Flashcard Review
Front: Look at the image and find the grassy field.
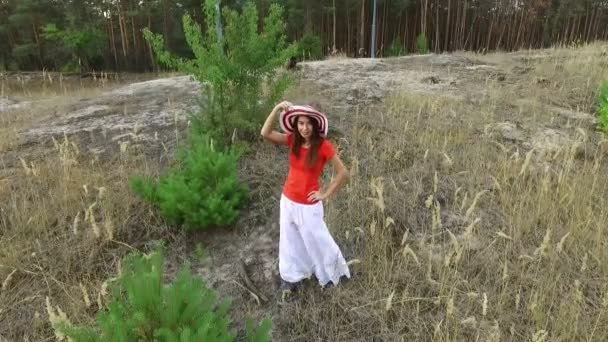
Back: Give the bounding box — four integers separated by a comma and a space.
1, 44, 608, 341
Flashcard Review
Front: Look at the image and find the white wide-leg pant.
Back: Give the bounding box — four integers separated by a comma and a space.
279, 194, 351, 287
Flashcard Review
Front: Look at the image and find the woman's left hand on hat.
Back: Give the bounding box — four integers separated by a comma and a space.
275, 101, 293, 112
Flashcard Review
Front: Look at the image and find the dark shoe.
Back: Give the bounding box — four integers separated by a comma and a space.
322, 281, 334, 289
322, 275, 351, 290
280, 280, 301, 291
280, 280, 301, 301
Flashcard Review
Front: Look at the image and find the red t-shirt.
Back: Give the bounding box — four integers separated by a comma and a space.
283, 134, 336, 204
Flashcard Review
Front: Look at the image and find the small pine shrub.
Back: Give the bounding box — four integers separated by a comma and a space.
416, 33, 429, 54
130, 132, 248, 231
56, 250, 272, 341
297, 33, 323, 60
386, 38, 406, 57
143, 0, 296, 145
599, 81, 608, 132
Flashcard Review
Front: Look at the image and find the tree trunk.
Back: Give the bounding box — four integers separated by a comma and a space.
588, 8, 597, 41
514, 8, 525, 49
131, 12, 139, 70
563, 16, 570, 45
381, 0, 387, 55
496, 14, 507, 50
509, 11, 518, 49
322, 6, 327, 54
147, 14, 156, 72
397, 12, 403, 51
31, 21, 44, 69
421, 0, 428, 37
542, 13, 550, 47
162, 0, 172, 50
475, 19, 481, 51
568, 15, 575, 43
118, 4, 128, 63
463, 11, 475, 50
435, 0, 439, 52
109, 14, 118, 70
122, 2, 131, 55
460, 0, 467, 50
347, 6, 351, 55
413, 7, 418, 51
404, 8, 409, 51
359, 0, 365, 56
588, 8, 596, 42
305, 2, 312, 33
575, 14, 582, 41
486, 10, 494, 52
583, 7, 590, 42
593, 8, 601, 40
7, 28, 16, 51
332, 0, 337, 53
453, 0, 460, 49
444, 0, 451, 51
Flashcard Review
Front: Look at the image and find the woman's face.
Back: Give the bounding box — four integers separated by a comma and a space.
297, 116, 313, 141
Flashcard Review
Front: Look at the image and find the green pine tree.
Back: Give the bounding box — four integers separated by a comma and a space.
130, 132, 248, 231
56, 250, 272, 341
144, 0, 297, 144
598, 81, 608, 132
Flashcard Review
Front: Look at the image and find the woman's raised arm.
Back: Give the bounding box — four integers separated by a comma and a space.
261, 101, 291, 145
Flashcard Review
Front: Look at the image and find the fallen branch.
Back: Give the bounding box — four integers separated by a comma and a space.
232, 280, 261, 306
236, 260, 268, 304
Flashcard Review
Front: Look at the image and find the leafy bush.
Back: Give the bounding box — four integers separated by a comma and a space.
599, 81, 608, 132
130, 132, 248, 231
137, 0, 286, 231
416, 33, 429, 54
42, 23, 105, 71
60, 60, 81, 73
56, 250, 272, 341
143, 0, 296, 144
385, 38, 406, 57
297, 33, 323, 60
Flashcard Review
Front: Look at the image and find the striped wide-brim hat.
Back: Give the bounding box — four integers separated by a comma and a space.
279, 105, 329, 137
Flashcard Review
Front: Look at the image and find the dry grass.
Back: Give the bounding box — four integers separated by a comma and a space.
0, 132, 174, 340
470, 42, 608, 114
327, 52, 350, 60
0, 71, 166, 99
0, 71, 182, 340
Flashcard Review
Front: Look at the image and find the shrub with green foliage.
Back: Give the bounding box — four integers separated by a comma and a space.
57, 250, 272, 341
297, 33, 323, 60
130, 132, 248, 231
599, 81, 608, 132
143, 0, 296, 144
42, 23, 105, 72
385, 38, 406, 57
416, 33, 429, 54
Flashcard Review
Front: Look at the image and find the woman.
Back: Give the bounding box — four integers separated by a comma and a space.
260, 101, 351, 296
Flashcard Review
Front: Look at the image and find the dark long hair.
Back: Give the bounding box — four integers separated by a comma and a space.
292, 115, 323, 167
